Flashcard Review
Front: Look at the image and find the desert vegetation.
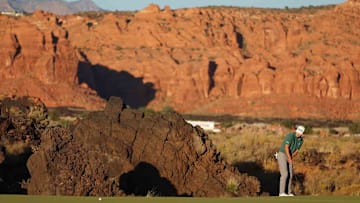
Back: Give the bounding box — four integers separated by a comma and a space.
1, 96, 359, 197
209, 122, 360, 196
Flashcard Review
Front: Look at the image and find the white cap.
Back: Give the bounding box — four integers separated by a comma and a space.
296, 126, 305, 134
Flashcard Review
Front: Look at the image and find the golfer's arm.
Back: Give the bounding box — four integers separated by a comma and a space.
285, 144, 292, 160
292, 150, 299, 157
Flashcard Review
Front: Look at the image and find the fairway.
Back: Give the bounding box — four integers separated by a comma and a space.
0, 195, 359, 203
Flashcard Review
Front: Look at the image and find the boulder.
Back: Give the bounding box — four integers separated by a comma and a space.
26, 97, 260, 196
0, 96, 48, 194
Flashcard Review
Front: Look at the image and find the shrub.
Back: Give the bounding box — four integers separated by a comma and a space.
48, 109, 60, 121
146, 188, 159, 197
59, 119, 73, 128
78, 111, 90, 119
304, 125, 313, 134
226, 177, 239, 194
161, 106, 175, 113
221, 121, 234, 129
349, 121, 360, 134
298, 148, 325, 166
280, 119, 296, 129
329, 128, 339, 135
138, 107, 156, 116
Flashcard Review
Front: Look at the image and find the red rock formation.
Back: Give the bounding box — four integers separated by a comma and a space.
0, 11, 104, 109
0, 1, 359, 119
67, 2, 359, 119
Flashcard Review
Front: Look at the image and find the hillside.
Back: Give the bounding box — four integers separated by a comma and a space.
0, 0, 102, 15
0, 1, 359, 119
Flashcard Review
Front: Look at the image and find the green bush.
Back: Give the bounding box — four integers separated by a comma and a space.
138, 107, 156, 116
78, 111, 90, 119
161, 106, 175, 113
225, 177, 239, 194
329, 128, 339, 135
304, 125, 313, 134
48, 109, 60, 121
280, 119, 296, 129
221, 121, 234, 129
59, 119, 73, 128
349, 121, 360, 134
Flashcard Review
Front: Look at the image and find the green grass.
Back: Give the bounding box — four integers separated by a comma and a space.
0, 195, 359, 203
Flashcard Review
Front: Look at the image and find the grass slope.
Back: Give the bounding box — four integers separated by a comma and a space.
0, 195, 359, 203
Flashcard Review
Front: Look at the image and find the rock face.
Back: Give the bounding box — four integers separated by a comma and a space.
0, 11, 104, 110
26, 97, 260, 197
0, 1, 359, 119
66, 2, 360, 119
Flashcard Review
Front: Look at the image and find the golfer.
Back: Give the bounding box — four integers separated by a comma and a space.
277, 125, 305, 196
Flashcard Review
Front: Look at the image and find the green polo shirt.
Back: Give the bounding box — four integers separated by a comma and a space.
279, 132, 303, 154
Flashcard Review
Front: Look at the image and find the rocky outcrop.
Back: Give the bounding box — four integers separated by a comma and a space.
0, 96, 48, 193
1, 2, 359, 119
0, 96, 47, 147
0, 11, 104, 109
26, 97, 260, 197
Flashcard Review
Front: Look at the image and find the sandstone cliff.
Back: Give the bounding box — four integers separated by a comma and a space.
0, 11, 104, 109
70, 2, 360, 119
0, 1, 359, 119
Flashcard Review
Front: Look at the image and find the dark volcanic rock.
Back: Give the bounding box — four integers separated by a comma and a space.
0, 96, 48, 147
27, 127, 122, 196
26, 96, 260, 197
0, 96, 48, 193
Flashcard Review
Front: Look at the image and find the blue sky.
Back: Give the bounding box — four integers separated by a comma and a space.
66, 0, 346, 11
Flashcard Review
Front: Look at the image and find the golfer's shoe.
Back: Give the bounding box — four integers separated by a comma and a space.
287, 193, 295, 196
279, 193, 288, 196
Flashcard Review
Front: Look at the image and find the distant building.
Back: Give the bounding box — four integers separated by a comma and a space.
1, 11, 24, 17
186, 120, 221, 133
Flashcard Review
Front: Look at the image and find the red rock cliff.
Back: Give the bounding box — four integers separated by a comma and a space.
0, 11, 104, 109
1, 1, 359, 119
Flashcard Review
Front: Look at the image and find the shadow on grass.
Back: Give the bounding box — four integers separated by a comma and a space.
119, 162, 178, 196
0, 147, 32, 194
233, 161, 305, 196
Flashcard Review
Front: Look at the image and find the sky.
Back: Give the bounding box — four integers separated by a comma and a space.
66, 0, 346, 11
